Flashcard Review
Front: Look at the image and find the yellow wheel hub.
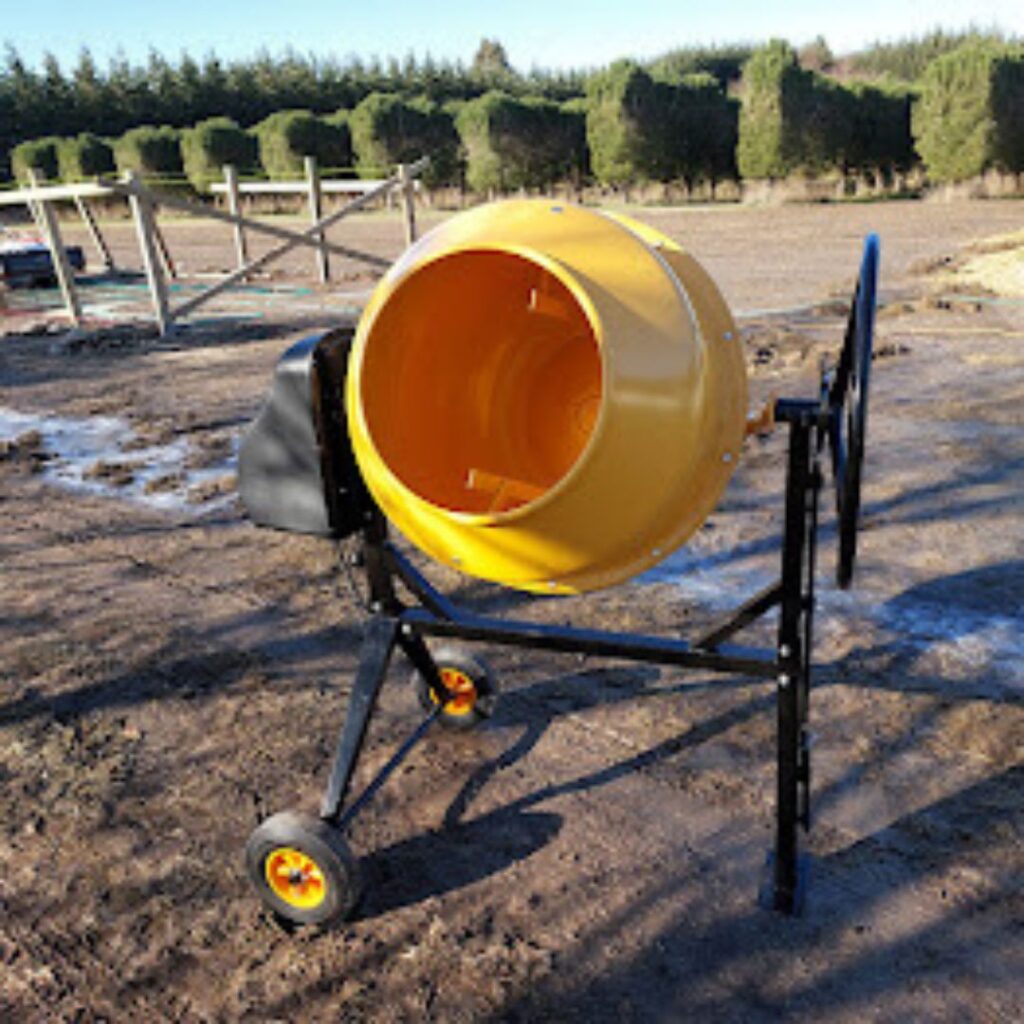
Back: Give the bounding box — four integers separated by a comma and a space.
430, 667, 478, 716
264, 846, 327, 909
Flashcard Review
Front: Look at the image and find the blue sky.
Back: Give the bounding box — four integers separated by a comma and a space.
4, 0, 1022, 71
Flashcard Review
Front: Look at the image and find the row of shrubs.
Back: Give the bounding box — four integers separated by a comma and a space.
8, 92, 590, 194
11, 38, 1024, 194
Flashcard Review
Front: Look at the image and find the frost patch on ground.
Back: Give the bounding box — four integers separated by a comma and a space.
3, 405, 1019, 686
821, 583, 1023, 686
0, 406, 237, 514
647, 539, 1023, 688
643, 540, 777, 611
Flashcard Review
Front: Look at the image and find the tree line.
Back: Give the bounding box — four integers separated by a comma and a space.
3, 32, 1023, 192
0, 40, 582, 177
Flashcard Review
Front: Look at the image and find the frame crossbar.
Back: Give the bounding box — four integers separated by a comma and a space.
314, 399, 824, 915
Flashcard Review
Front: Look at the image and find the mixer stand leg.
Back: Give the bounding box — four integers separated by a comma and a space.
763, 406, 820, 914
319, 615, 400, 824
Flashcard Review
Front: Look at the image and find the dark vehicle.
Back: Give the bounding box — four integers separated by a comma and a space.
0, 235, 85, 288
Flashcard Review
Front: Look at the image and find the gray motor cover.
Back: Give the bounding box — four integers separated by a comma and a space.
238, 333, 332, 534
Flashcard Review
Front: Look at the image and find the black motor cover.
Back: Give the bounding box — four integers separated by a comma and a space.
238, 326, 373, 538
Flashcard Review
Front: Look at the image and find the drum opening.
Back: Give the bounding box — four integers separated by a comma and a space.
358, 249, 603, 515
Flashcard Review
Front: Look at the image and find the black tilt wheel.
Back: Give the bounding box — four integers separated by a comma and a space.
411, 645, 497, 729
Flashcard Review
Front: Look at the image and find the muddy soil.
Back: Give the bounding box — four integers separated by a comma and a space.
1, 199, 1022, 1022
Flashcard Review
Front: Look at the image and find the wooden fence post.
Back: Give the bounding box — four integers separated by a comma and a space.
126, 171, 171, 335
398, 163, 417, 247
28, 170, 83, 326
305, 155, 329, 283
151, 215, 177, 281
26, 183, 47, 237
223, 164, 249, 273
74, 195, 115, 271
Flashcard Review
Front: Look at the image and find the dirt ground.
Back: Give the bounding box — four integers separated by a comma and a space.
1, 198, 1022, 1022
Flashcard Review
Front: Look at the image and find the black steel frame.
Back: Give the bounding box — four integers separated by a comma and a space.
316, 395, 830, 914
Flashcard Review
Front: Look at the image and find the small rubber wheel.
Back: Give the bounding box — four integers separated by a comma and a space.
245, 811, 361, 926
412, 645, 497, 730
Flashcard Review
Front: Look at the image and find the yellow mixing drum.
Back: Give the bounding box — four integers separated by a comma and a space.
346, 199, 747, 593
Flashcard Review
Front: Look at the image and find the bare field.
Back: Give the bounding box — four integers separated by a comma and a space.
1, 198, 1022, 1022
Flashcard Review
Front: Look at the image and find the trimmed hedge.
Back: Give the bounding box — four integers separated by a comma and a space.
559, 97, 590, 181
846, 81, 917, 177
408, 96, 461, 186
113, 125, 184, 178
993, 53, 1024, 174
672, 72, 738, 187
737, 41, 852, 179
913, 42, 1024, 182
735, 43, 791, 178
586, 61, 672, 185
739, 43, 917, 181
181, 116, 259, 191
455, 91, 581, 192
11, 136, 61, 182
57, 132, 115, 181
254, 109, 351, 179
587, 61, 735, 187
349, 92, 458, 186
322, 109, 354, 174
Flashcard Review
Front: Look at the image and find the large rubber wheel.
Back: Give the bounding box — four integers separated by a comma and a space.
411, 645, 497, 730
830, 234, 878, 589
245, 811, 361, 926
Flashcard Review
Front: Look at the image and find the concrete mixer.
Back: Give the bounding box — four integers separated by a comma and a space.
237, 200, 879, 926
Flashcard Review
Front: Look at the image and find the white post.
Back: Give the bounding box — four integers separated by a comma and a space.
74, 195, 114, 271
398, 162, 417, 247
305, 155, 329, 283
28, 170, 83, 326
26, 185, 47, 236
126, 171, 171, 335
223, 164, 249, 273
150, 214, 177, 281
